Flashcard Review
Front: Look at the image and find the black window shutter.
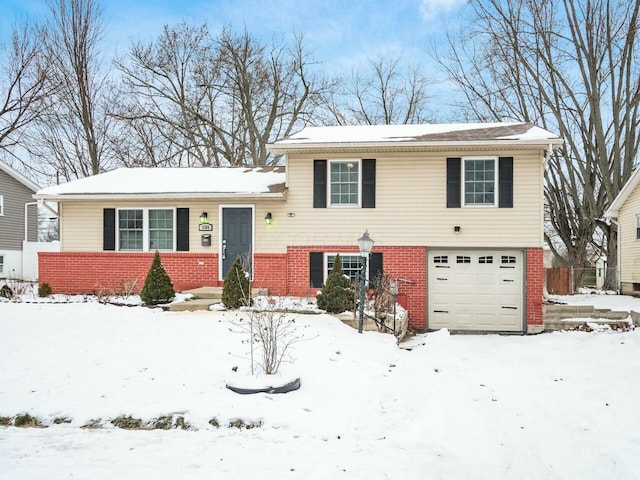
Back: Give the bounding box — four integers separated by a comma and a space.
309, 252, 324, 288
103, 208, 116, 251
498, 157, 514, 208
447, 158, 461, 208
313, 160, 327, 208
368, 252, 383, 285
176, 208, 189, 251
362, 159, 376, 208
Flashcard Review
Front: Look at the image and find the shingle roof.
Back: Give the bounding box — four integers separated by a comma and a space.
34, 166, 286, 200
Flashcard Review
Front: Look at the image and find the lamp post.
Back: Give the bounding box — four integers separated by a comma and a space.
357, 230, 374, 333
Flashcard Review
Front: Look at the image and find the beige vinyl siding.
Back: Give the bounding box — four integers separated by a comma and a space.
617, 185, 640, 284
59, 149, 545, 253
266, 150, 544, 251
59, 200, 289, 253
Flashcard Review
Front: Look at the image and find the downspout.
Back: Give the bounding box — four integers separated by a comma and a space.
610, 218, 620, 292
24, 202, 37, 242
23, 202, 37, 281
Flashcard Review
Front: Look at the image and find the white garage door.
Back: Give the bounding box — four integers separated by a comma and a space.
428, 250, 524, 332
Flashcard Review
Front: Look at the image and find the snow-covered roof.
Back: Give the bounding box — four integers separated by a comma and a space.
0, 159, 40, 192
33, 166, 286, 201
605, 167, 640, 218
268, 122, 563, 153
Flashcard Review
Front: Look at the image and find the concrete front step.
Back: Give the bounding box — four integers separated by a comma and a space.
182, 286, 223, 300
170, 298, 219, 312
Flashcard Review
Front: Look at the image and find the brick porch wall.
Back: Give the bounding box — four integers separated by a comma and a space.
38, 252, 219, 294
526, 247, 544, 328
286, 246, 427, 330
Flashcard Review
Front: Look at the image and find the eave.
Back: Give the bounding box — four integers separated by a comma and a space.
33, 190, 288, 202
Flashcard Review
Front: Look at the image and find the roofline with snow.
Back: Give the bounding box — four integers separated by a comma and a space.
33, 191, 288, 202
267, 138, 564, 154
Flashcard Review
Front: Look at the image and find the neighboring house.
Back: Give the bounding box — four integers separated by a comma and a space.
0, 160, 39, 280
34, 123, 562, 332
605, 167, 640, 294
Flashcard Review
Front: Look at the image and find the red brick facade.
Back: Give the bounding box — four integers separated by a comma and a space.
39, 246, 543, 332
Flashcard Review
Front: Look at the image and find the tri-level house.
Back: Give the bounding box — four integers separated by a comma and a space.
34, 123, 562, 332
0, 160, 39, 280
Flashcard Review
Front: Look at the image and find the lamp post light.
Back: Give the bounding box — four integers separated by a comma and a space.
357, 230, 374, 333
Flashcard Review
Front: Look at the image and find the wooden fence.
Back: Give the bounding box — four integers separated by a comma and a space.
545, 267, 572, 295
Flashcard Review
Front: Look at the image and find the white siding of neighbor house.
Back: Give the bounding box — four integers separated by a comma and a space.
58, 148, 545, 253
617, 184, 640, 285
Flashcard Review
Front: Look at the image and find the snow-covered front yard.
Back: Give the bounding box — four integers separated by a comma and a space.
1, 293, 639, 479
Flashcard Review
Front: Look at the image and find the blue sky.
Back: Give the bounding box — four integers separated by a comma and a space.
0, 0, 465, 77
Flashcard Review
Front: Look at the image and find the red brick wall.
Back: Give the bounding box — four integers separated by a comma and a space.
526, 247, 544, 327
253, 253, 287, 295
39, 252, 219, 294
39, 247, 542, 333
286, 245, 427, 329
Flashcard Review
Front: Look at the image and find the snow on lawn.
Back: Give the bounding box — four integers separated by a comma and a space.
1, 296, 640, 479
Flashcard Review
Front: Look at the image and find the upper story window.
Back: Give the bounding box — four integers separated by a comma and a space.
118, 208, 174, 251
329, 160, 359, 206
463, 157, 497, 206
636, 215, 640, 240
0, 194, 4, 215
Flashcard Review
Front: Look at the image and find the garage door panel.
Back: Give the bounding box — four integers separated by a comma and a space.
428, 250, 523, 332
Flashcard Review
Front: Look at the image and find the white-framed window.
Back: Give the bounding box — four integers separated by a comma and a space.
0, 254, 4, 273
117, 208, 175, 251
329, 160, 360, 206
326, 253, 365, 283
636, 215, 640, 240
463, 157, 497, 206
0, 194, 4, 216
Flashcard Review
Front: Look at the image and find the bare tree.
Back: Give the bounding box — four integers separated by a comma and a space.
114, 23, 332, 166
436, 0, 640, 288
27, 0, 115, 181
0, 22, 51, 159
327, 56, 433, 125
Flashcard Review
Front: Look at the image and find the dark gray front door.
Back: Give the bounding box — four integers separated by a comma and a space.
222, 207, 253, 278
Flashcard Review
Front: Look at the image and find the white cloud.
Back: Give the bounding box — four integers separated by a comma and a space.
419, 0, 465, 20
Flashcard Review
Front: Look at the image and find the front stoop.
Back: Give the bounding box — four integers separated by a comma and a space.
170, 287, 223, 312
169, 287, 269, 312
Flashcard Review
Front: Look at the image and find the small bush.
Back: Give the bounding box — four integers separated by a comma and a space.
151, 415, 173, 430
111, 416, 144, 430
14, 413, 38, 427
140, 251, 175, 305
317, 254, 355, 313
222, 256, 251, 309
208, 417, 220, 428
0, 284, 13, 299
53, 417, 72, 425
228, 418, 262, 429
0, 416, 11, 426
38, 282, 52, 297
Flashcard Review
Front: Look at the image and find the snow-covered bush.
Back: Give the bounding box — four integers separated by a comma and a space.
317, 254, 354, 313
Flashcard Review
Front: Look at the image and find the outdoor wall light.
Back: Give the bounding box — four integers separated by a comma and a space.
454, 225, 461, 234
265, 212, 273, 225
200, 211, 209, 224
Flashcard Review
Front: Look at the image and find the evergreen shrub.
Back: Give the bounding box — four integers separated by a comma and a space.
140, 251, 175, 305
222, 256, 251, 309
317, 254, 355, 313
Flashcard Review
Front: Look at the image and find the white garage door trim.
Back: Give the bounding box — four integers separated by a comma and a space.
427, 249, 524, 332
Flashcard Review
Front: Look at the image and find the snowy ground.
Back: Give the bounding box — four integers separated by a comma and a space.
1, 293, 640, 479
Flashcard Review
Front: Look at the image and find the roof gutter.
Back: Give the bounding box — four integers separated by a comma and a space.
33, 191, 288, 202
267, 138, 565, 154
